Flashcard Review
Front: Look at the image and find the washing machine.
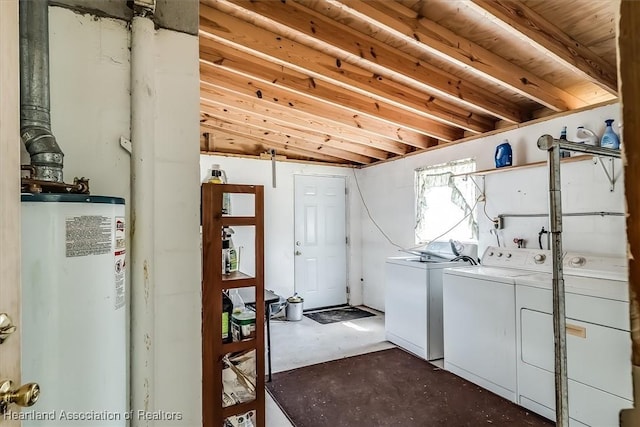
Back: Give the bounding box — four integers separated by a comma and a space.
385, 241, 477, 361
515, 252, 633, 426
442, 246, 553, 402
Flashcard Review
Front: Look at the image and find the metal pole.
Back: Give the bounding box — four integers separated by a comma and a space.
537, 135, 569, 426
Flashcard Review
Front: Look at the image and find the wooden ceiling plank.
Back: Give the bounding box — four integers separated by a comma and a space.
199, 86, 409, 155
199, 61, 451, 145
199, 3, 507, 131
200, 129, 349, 164
200, 78, 433, 151
202, 125, 358, 164
200, 104, 390, 160
326, 0, 586, 111
200, 40, 491, 134
201, 118, 374, 164
200, 103, 390, 160
468, 0, 618, 95
205, 0, 524, 123
199, 48, 463, 141
200, 132, 261, 156
197, 70, 430, 152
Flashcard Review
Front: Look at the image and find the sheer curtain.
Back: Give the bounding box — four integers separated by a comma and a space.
415, 159, 478, 244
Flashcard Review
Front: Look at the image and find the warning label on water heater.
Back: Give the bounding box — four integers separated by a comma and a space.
114, 217, 126, 310
65, 215, 112, 257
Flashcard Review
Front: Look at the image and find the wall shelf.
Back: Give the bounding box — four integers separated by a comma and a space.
460, 154, 594, 177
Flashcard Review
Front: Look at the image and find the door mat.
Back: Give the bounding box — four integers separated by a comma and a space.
303, 306, 376, 324
266, 348, 552, 427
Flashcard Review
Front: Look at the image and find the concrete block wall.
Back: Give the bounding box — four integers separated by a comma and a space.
354, 102, 624, 311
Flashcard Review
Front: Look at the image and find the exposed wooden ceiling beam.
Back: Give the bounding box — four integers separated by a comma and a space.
200, 105, 390, 160
323, 0, 586, 112
201, 118, 374, 164
200, 78, 434, 151
210, 0, 521, 125
199, 85, 410, 155
199, 59, 456, 144
199, 41, 493, 136
200, 130, 349, 164
199, 2, 513, 131
468, 0, 618, 95
198, 44, 465, 140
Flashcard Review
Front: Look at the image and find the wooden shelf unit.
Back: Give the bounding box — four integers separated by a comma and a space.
202, 183, 265, 427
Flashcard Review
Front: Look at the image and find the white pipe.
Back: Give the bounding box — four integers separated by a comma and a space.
130, 14, 155, 427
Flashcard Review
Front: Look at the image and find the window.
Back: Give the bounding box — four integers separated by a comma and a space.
415, 159, 478, 244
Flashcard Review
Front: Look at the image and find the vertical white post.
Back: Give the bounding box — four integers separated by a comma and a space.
130, 12, 155, 427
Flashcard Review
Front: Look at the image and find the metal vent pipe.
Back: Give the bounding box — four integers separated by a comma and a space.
20, 0, 64, 183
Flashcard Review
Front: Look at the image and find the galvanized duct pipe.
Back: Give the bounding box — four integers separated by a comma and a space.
19, 0, 64, 183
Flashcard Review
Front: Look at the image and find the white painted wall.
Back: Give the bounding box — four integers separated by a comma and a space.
152, 29, 201, 427
200, 155, 364, 307
40, 7, 201, 426
356, 102, 624, 311
48, 6, 131, 205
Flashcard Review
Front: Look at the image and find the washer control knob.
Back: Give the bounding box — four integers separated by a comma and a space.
488, 252, 494, 257
506, 253, 512, 258
497, 252, 503, 257
570, 256, 586, 267
533, 254, 546, 264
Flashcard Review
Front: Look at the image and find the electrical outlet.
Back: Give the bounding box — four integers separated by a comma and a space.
493, 217, 504, 229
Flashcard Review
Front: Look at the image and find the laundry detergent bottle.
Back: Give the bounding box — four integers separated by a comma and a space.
600, 119, 620, 149
495, 140, 512, 168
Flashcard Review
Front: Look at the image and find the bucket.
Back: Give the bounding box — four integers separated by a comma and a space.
231, 310, 256, 341
285, 294, 304, 321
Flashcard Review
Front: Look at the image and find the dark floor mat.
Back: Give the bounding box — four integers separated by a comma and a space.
303, 306, 376, 324
266, 348, 553, 427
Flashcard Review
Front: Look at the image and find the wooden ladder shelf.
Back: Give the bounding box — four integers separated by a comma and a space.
202, 183, 265, 427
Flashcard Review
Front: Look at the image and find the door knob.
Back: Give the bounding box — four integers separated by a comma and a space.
295, 251, 302, 256
0, 314, 16, 344
0, 380, 40, 414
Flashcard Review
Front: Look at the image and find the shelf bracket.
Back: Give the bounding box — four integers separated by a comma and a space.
596, 157, 617, 192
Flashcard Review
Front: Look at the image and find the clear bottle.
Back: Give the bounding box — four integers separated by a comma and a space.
600, 119, 620, 149
204, 165, 231, 214
230, 289, 245, 315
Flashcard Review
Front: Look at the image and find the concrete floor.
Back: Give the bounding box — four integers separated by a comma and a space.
265, 306, 395, 426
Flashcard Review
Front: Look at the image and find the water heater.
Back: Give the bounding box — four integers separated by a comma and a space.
21, 194, 126, 426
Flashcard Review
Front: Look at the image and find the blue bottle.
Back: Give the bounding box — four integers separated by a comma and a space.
494, 140, 512, 168
600, 119, 620, 149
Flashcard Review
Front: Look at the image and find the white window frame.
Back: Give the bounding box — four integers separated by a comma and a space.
415, 158, 478, 244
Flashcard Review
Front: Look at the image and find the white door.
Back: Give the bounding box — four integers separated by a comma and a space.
1, 2, 27, 425
294, 175, 347, 310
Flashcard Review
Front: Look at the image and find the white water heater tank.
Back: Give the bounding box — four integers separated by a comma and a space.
21, 194, 126, 426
